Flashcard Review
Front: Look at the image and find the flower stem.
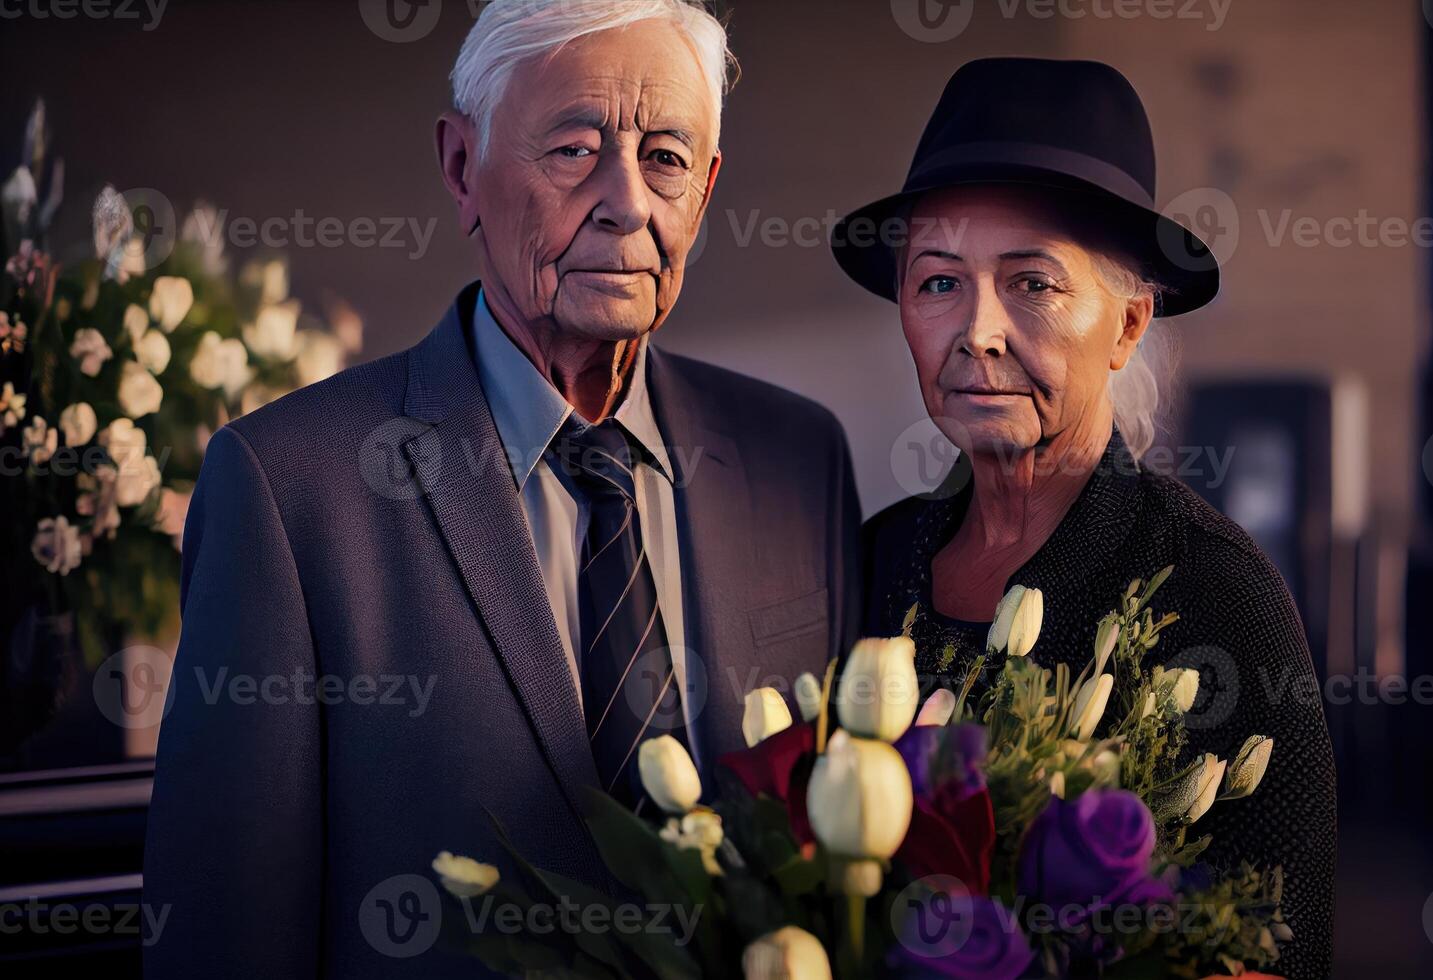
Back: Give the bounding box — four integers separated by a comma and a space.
846, 892, 865, 962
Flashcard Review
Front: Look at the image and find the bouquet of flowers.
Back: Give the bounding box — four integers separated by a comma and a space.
1, 100, 360, 748
431, 568, 1286, 979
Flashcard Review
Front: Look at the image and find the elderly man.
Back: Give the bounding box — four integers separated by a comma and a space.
143, 2, 859, 976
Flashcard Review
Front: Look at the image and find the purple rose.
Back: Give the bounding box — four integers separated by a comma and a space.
890, 893, 1034, 980
1017, 789, 1173, 926
896, 722, 987, 801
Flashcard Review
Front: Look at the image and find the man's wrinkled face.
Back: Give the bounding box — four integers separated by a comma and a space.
473, 20, 719, 341
898, 185, 1139, 458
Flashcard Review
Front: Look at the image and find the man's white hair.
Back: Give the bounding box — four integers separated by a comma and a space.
451, 0, 734, 157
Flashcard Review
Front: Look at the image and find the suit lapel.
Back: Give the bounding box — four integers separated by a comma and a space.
401, 287, 599, 822
645, 347, 759, 774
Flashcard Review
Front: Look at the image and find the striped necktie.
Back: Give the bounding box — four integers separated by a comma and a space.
551, 416, 688, 808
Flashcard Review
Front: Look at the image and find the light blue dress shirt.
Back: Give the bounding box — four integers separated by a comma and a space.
469, 291, 701, 768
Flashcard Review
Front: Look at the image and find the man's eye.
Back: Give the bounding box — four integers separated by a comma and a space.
648, 149, 688, 170
919, 275, 958, 295
557, 146, 593, 159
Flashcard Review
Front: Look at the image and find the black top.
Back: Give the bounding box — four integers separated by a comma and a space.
863, 429, 1336, 979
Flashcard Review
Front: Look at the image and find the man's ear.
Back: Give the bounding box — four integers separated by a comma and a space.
1110, 292, 1155, 371
693, 149, 723, 225
435, 110, 482, 234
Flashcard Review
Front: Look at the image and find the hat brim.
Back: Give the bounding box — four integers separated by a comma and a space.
830, 166, 1219, 318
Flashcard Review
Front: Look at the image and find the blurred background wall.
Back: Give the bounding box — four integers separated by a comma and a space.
2, 0, 1431, 974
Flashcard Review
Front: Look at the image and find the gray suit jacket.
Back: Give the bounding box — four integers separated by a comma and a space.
143, 283, 861, 978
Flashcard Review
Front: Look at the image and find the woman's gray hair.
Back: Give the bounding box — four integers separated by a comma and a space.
451, 0, 736, 158
1091, 253, 1174, 461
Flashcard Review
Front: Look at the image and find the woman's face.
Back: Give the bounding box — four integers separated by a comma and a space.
898, 185, 1152, 459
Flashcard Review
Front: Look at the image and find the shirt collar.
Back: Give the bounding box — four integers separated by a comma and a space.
470, 288, 672, 490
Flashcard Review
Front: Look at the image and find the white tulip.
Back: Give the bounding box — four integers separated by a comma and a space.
836, 636, 918, 742
259, 258, 289, 305
243, 301, 300, 360
149, 276, 194, 332
431, 851, 499, 898
1007, 588, 1044, 657
988, 585, 1043, 656
123, 303, 150, 346
742, 688, 793, 747
1, 381, 27, 431
1139, 690, 1156, 720
115, 454, 161, 508
295, 329, 344, 386
793, 671, 823, 722
69, 327, 113, 377
1169, 669, 1201, 714
914, 688, 957, 727
59, 402, 97, 446
118, 361, 163, 418
742, 926, 832, 980
22, 416, 57, 464
136, 329, 171, 374
99, 416, 145, 462
1093, 614, 1119, 676
1221, 735, 1273, 800
1070, 673, 1114, 741
638, 735, 702, 814
806, 730, 912, 865
1048, 770, 1066, 799
240, 258, 289, 306
189, 331, 251, 396
1185, 753, 1227, 824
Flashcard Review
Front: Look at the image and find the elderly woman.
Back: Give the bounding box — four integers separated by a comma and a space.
837, 59, 1336, 978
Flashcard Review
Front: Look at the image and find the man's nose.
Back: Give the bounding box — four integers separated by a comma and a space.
590, 150, 652, 236
957, 278, 1009, 358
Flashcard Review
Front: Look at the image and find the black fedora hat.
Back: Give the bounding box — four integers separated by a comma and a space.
831, 57, 1218, 317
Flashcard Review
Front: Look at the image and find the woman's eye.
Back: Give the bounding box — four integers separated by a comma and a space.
557, 146, 593, 159
919, 275, 959, 295
1015, 276, 1053, 293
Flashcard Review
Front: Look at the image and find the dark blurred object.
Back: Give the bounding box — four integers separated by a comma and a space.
1, 607, 77, 757
0, 762, 149, 977
1180, 379, 1337, 675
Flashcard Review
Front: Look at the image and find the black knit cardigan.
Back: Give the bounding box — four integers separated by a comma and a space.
862, 429, 1337, 979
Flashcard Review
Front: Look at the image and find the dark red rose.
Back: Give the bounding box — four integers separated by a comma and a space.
896, 786, 995, 895
717, 722, 818, 844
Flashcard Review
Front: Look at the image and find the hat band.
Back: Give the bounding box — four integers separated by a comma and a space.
905, 140, 1156, 210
